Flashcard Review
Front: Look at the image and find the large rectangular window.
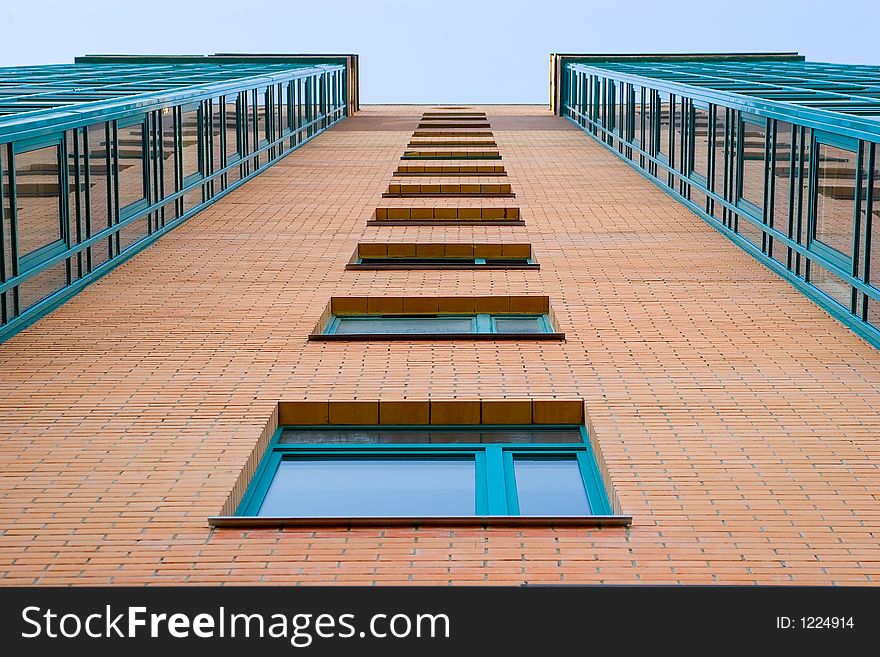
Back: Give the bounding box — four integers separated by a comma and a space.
12, 138, 67, 270
811, 132, 859, 264
116, 116, 148, 213
236, 425, 614, 520
691, 101, 710, 182
657, 91, 671, 163
322, 313, 554, 337
738, 113, 767, 215
348, 243, 537, 270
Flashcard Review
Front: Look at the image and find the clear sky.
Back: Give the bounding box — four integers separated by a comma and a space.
1, 0, 877, 104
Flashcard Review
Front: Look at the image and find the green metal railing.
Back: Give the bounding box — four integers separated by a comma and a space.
0, 57, 352, 342
559, 56, 880, 348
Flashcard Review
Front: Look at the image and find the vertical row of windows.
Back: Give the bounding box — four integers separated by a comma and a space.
563, 66, 880, 344
225, 108, 621, 523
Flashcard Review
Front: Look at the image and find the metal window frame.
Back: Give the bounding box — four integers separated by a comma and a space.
10, 134, 69, 273
235, 424, 614, 519
0, 60, 349, 343
561, 59, 880, 348
735, 112, 768, 221
324, 313, 553, 336
115, 113, 150, 219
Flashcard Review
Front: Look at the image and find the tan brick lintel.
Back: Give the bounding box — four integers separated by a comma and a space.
355, 243, 532, 259
278, 399, 585, 426
328, 295, 549, 315
374, 207, 520, 220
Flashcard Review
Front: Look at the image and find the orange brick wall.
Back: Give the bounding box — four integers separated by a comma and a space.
1, 105, 879, 585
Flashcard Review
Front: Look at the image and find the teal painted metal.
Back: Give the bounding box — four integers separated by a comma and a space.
561, 56, 880, 347
0, 57, 350, 343
236, 424, 616, 518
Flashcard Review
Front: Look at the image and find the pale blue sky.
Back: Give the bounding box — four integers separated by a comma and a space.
1, 0, 877, 103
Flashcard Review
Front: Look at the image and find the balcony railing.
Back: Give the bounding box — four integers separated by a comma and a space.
556, 54, 880, 348
0, 55, 355, 342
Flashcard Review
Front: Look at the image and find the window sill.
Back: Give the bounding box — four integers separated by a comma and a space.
367, 219, 526, 226
308, 332, 565, 341
208, 515, 632, 528
382, 193, 516, 199
345, 263, 540, 271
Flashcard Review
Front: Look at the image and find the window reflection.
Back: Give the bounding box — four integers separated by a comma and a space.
258, 458, 476, 517
13, 143, 64, 258
514, 458, 591, 516
657, 91, 671, 161
814, 143, 858, 258
740, 117, 766, 211
86, 123, 111, 268
692, 104, 710, 179
117, 119, 146, 209
180, 104, 200, 180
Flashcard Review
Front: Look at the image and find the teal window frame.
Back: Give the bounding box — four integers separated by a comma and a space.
656, 90, 672, 165
235, 424, 613, 518
12, 134, 69, 272
559, 60, 880, 348
223, 93, 243, 165
688, 100, 710, 186
353, 256, 535, 267
324, 313, 553, 335
735, 112, 768, 220
179, 102, 204, 189
115, 114, 150, 219
807, 129, 861, 273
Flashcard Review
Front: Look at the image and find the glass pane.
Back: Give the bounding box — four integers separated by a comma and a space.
161, 113, 176, 205
815, 143, 857, 257
1, 145, 10, 283
225, 94, 240, 160
212, 98, 222, 174
869, 152, 880, 295
117, 120, 146, 208
279, 428, 583, 445
712, 106, 727, 205
17, 260, 67, 311
632, 87, 642, 148
181, 105, 200, 179
333, 316, 473, 334
256, 87, 268, 145
13, 143, 63, 258
258, 458, 475, 517
692, 105, 709, 179
672, 98, 684, 159
771, 121, 794, 265
657, 91, 670, 160
811, 261, 850, 308
359, 257, 475, 265
493, 317, 544, 333
740, 118, 766, 210
487, 258, 530, 266
514, 458, 591, 515
280, 82, 290, 135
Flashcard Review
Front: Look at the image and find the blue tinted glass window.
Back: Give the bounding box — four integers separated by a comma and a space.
258, 458, 475, 517
514, 458, 591, 515
493, 317, 544, 333
334, 317, 474, 334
